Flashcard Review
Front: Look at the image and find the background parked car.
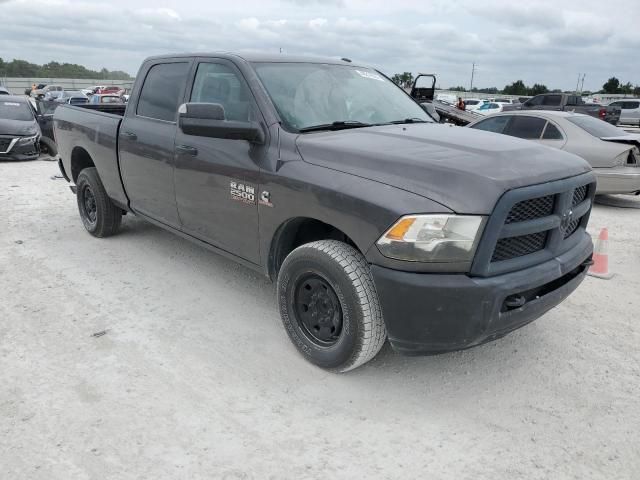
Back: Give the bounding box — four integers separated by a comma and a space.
88, 94, 123, 105
477, 102, 506, 115
468, 111, 640, 194
517, 93, 621, 125
608, 99, 640, 126
463, 98, 488, 111
96, 86, 124, 95
43, 90, 64, 101
32, 84, 63, 99
54, 90, 89, 105
0, 86, 10, 95
0, 95, 41, 161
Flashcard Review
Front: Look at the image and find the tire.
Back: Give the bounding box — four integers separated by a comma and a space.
277, 240, 387, 372
39, 137, 57, 157
76, 167, 122, 237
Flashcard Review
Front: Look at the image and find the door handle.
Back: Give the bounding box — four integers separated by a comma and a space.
176, 144, 198, 156
121, 131, 137, 140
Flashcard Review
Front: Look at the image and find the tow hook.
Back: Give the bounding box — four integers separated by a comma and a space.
581, 258, 595, 268
504, 294, 526, 309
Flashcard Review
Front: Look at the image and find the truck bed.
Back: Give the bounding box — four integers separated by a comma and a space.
54, 103, 129, 207
72, 103, 128, 117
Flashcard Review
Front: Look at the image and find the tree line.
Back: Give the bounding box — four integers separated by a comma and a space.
0, 58, 132, 80
391, 72, 640, 97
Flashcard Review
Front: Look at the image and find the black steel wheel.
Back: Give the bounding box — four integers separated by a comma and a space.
81, 184, 98, 226
294, 273, 343, 346
277, 240, 387, 372
76, 167, 122, 237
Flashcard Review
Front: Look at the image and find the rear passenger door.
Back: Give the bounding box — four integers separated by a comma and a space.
173, 59, 265, 264
118, 59, 191, 228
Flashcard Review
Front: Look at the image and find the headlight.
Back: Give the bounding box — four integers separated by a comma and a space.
17, 134, 39, 145
377, 214, 486, 262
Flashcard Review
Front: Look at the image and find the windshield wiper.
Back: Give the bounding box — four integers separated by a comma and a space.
298, 120, 372, 133
387, 118, 429, 125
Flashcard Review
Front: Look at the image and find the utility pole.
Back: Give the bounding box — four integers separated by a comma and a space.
469, 62, 476, 94
580, 74, 586, 94
575, 73, 581, 93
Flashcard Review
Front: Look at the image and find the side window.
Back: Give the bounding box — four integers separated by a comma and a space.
137, 62, 189, 122
190, 63, 255, 122
542, 95, 562, 106
504, 116, 546, 139
542, 122, 563, 140
471, 116, 510, 134
566, 96, 578, 106
526, 95, 544, 106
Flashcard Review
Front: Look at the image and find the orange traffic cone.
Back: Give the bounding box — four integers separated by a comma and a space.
588, 228, 614, 279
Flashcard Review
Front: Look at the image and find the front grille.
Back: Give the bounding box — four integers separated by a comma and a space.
505, 195, 554, 224
475, 180, 595, 275
563, 218, 581, 238
492, 232, 548, 262
0, 138, 13, 152
572, 185, 588, 206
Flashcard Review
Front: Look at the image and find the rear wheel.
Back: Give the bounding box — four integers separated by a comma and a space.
277, 240, 387, 372
76, 167, 122, 237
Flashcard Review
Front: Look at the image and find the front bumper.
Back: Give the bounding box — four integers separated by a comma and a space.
595, 166, 640, 194
371, 233, 593, 355
0, 136, 40, 161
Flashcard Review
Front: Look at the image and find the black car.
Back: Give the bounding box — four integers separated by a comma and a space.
0, 96, 40, 161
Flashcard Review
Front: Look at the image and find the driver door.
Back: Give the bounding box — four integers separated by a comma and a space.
173, 59, 265, 264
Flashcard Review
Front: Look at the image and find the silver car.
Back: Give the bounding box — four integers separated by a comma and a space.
608, 99, 640, 126
468, 111, 640, 194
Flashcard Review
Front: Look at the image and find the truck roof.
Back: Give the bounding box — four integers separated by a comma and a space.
143, 52, 368, 68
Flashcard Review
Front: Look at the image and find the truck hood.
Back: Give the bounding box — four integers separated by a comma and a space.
0, 118, 38, 137
295, 123, 591, 214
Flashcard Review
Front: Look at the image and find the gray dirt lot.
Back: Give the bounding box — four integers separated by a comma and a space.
1, 159, 639, 480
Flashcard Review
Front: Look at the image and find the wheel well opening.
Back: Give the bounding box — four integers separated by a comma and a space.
270, 218, 358, 279
70, 147, 95, 183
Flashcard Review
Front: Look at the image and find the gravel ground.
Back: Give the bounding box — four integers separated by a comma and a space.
1, 159, 639, 480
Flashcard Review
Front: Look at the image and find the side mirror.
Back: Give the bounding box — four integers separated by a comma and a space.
178, 103, 264, 144
420, 102, 440, 122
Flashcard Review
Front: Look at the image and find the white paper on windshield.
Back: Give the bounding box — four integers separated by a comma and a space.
355, 70, 384, 82
3, 102, 21, 107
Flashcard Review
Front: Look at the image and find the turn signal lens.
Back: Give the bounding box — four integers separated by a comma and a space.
385, 217, 415, 240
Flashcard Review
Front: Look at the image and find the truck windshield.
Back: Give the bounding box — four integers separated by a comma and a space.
0, 101, 33, 121
567, 115, 629, 138
252, 62, 432, 132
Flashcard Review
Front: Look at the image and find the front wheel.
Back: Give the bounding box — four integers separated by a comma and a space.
277, 240, 387, 372
76, 167, 122, 237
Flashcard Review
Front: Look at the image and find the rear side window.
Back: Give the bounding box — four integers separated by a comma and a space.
471, 116, 510, 134
623, 101, 639, 109
526, 96, 544, 106
542, 122, 563, 140
542, 95, 561, 106
504, 116, 546, 139
137, 62, 189, 122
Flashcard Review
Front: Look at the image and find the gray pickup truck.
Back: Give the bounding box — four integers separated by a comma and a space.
53, 53, 596, 372
511, 93, 621, 125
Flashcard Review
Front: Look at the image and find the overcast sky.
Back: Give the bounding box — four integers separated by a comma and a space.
1, 0, 638, 91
